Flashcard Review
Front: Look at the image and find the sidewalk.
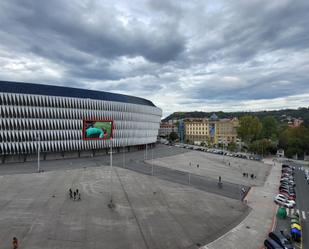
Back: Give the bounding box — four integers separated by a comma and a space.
202, 158, 281, 249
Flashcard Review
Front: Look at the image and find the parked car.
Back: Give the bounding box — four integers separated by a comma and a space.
268, 232, 294, 249
279, 181, 292, 186
281, 175, 294, 181
276, 194, 296, 205
280, 178, 295, 183
281, 171, 293, 177
291, 228, 301, 242
279, 189, 296, 200
291, 218, 300, 226
279, 191, 295, 200
264, 238, 283, 249
279, 183, 294, 190
279, 185, 294, 192
282, 169, 294, 175
304, 170, 309, 180
274, 195, 295, 208
282, 164, 292, 168
291, 223, 301, 231
280, 179, 296, 186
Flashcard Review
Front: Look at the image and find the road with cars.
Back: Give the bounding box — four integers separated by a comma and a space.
294, 164, 309, 249
274, 161, 308, 249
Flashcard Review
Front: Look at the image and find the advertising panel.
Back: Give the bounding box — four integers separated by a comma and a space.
209, 123, 216, 137
82, 120, 113, 140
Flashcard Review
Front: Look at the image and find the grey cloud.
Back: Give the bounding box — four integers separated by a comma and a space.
0, 0, 185, 65
0, 0, 309, 117
187, 70, 308, 102
192, 0, 309, 64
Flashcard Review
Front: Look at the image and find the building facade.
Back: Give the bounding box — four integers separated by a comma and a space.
0, 81, 162, 163
184, 115, 239, 146
158, 123, 178, 137
184, 119, 209, 145
177, 119, 184, 143
215, 118, 239, 145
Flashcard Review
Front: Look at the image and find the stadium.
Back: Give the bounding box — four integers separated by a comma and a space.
0, 81, 162, 163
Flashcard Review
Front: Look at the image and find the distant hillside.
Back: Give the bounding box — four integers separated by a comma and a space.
162, 107, 309, 124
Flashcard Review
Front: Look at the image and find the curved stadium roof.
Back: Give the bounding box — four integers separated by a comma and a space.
0, 81, 155, 107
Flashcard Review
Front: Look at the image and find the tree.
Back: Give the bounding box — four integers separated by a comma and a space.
260, 116, 278, 140
169, 131, 179, 142
249, 139, 277, 156
228, 142, 237, 152
237, 116, 262, 143
279, 125, 309, 158
303, 113, 309, 126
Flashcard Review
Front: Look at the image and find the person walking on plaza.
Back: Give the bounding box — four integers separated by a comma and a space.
69, 188, 73, 199
12, 237, 18, 249
73, 191, 76, 200
218, 176, 222, 188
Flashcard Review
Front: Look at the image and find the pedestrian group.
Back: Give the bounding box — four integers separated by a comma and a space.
242, 172, 256, 179
69, 188, 81, 201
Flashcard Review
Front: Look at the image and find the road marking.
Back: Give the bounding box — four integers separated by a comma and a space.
302, 211, 306, 220
286, 208, 294, 216
287, 209, 307, 220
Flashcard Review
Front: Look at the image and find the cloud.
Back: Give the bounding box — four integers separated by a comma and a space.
0, 0, 308, 118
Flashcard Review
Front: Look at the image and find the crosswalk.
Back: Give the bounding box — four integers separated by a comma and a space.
285, 208, 307, 220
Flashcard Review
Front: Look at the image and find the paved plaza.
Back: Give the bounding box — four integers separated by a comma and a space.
0, 166, 248, 249
0, 145, 276, 249
148, 148, 271, 187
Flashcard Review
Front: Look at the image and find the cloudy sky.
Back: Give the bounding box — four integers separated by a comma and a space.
0, 0, 308, 118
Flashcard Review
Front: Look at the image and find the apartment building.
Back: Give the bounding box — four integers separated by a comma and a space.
159, 123, 178, 137
215, 118, 239, 145
184, 115, 239, 146
184, 119, 209, 145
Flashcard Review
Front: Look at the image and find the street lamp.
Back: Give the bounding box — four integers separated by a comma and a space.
123, 145, 125, 168
108, 140, 115, 209
151, 144, 154, 176
37, 135, 40, 173
221, 142, 225, 164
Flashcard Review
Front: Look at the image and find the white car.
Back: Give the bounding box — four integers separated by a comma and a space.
274, 194, 295, 208
281, 176, 294, 181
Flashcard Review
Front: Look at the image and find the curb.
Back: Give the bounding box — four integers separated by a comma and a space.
259, 202, 278, 249
242, 186, 252, 202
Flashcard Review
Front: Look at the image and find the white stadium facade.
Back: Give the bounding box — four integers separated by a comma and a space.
0, 81, 162, 163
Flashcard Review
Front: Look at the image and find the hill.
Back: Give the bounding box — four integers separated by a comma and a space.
162, 107, 309, 124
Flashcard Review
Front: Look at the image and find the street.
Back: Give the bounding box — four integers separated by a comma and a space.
294, 164, 309, 249
275, 162, 308, 249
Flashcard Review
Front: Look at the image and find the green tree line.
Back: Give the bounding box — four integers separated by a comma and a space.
163, 107, 309, 126
237, 115, 309, 158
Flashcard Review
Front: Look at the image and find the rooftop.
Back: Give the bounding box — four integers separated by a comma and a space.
0, 80, 155, 107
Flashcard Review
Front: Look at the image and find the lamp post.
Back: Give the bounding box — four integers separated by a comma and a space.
123, 145, 125, 168
222, 142, 224, 163
151, 144, 154, 176
37, 135, 40, 172
108, 140, 115, 208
